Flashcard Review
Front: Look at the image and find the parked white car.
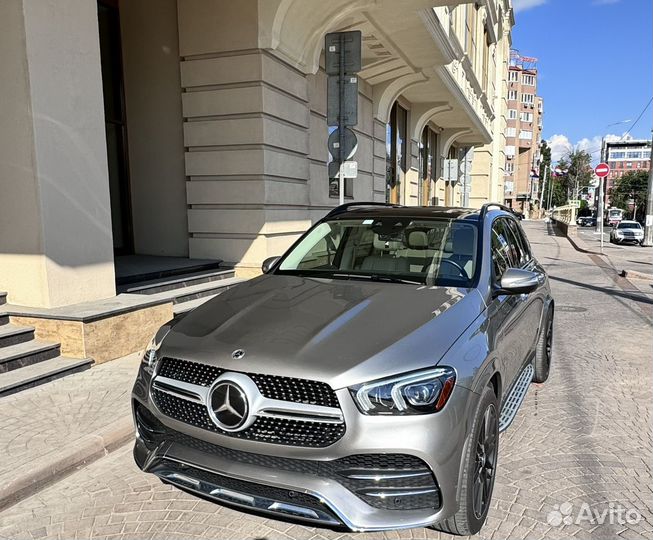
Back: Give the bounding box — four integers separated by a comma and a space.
610, 221, 644, 245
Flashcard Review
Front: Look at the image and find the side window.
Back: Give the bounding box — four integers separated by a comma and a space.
490, 220, 512, 279
511, 220, 533, 262
503, 219, 526, 267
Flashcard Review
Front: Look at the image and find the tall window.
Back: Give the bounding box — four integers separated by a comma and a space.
386, 103, 407, 204
521, 93, 535, 105
482, 29, 490, 92
508, 70, 519, 82
522, 74, 535, 86
520, 111, 533, 122
419, 127, 438, 206
465, 4, 478, 69
508, 109, 518, 120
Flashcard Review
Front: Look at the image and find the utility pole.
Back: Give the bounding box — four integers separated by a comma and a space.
540, 164, 549, 210
643, 136, 653, 246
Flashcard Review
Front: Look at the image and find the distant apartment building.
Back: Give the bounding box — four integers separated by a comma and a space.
604, 139, 652, 206
502, 55, 543, 216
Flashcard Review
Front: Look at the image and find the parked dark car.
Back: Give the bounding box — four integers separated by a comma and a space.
576, 215, 596, 227
132, 203, 554, 535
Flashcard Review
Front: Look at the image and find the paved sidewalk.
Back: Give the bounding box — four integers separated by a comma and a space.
573, 225, 653, 297
0, 221, 651, 540
0, 353, 140, 508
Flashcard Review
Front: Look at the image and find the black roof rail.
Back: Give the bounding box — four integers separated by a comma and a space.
324, 201, 402, 219
479, 202, 514, 220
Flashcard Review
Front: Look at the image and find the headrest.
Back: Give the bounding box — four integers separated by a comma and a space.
452, 226, 475, 256
406, 230, 428, 249
373, 235, 403, 251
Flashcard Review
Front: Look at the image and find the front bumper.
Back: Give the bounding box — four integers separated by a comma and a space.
132, 372, 477, 532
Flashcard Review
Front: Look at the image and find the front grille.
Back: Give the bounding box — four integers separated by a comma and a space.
157, 357, 339, 408
151, 389, 345, 447
135, 402, 440, 511
158, 357, 221, 386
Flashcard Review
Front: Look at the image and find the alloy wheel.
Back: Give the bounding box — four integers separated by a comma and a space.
472, 404, 498, 519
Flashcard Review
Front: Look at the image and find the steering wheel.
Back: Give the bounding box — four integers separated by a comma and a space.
435, 258, 468, 279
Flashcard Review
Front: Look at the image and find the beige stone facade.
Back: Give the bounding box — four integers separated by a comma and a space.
0, 0, 514, 310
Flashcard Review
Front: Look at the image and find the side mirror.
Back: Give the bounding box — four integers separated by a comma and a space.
261, 256, 280, 274
496, 268, 540, 296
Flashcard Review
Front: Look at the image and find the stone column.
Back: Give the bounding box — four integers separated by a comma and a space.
0, 0, 115, 308
178, 0, 313, 277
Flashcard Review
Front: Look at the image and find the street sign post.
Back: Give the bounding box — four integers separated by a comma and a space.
327, 127, 357, 163
325, 31, 362, 205
594, 163, 611, 254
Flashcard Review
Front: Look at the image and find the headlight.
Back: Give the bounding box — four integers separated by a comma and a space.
350, 367, 456, 415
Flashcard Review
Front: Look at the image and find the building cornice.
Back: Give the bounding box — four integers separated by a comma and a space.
437, 64, 492, 144
418, 8, 461, 64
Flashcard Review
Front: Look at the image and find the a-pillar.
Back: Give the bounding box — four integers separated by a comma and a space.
0, 0, 115, 307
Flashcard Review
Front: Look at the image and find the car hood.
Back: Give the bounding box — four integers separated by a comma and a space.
161, 275, 486, 389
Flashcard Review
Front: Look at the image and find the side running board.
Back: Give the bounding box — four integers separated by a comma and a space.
498, 364, 533, 433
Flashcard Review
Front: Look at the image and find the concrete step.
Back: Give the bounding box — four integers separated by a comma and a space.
119, 268, 236, 296
148, 276, 246, 306
0, 356, 93, 398
0, 292, 6, 306
173, 293, 220, 316
116, 259, 222, 287
0, 324, 35, 348
0, 340, 61, 374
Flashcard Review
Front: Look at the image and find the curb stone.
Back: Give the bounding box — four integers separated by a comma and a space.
0, 414, 133, 511
619, 268, 653, 281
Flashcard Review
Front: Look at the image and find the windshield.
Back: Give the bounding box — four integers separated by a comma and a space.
276, 217, 478, 287
618, 222, 641, 229
608, 209, 622, 217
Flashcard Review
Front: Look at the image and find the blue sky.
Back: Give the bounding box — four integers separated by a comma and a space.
512, 0, 653, 164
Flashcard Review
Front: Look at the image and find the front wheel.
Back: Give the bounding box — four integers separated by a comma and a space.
432, 386, 499, 536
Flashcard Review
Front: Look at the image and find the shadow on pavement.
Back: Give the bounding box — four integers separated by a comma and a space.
549, 275, 653, 304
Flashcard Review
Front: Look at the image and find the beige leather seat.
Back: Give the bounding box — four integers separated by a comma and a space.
360, 236, 409, 273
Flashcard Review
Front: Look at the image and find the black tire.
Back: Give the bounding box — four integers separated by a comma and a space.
533, 307, 553, 383
433, 386, 499, 536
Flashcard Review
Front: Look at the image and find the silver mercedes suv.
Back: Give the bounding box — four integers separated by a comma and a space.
132, 203, 554, 535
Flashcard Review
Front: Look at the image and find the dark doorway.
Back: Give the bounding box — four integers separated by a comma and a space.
98, 0, 134, 254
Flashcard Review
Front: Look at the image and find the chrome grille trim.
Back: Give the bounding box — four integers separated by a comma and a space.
150, 371, 344, 427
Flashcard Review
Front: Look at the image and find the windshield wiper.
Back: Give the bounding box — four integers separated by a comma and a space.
332, 273, 423, 285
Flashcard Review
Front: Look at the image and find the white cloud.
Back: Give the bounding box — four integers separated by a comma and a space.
512, 0, 547, 12
547, 133, 628, 164
547, 134, 573, 163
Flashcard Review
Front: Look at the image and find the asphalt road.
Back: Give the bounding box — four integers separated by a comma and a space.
0, 221, 651, 540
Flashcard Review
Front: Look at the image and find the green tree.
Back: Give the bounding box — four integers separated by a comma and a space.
609, 170, 648, 221
545, 148, 594, 208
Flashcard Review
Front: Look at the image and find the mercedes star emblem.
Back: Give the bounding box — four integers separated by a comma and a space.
231, 349, 245, 360
209, 382, 249, 431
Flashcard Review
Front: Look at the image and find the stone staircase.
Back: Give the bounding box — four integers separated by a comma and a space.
0, 291, 93, 397
118, 267, 246, 315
